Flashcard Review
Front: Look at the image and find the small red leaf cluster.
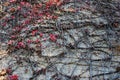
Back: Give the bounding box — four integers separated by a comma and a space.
9, 74, 18, 80
0, 0, 67, 52
49, 34, 57, 42
0, 68, 18, 80
46, 0, 62, 8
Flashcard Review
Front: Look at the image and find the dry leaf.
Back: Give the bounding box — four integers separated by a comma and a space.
63, 8, 76, 12
115, 45, 120, 52
0, 5, 2, 12
0, 12, 8, 20
9, 7, 16, 13
0, 69, 6, 76
0, 76, 7, 80
116, 67, 120, 72
54, 10, 62, 15
3, 2, 10, 6
0, 50, 8, 55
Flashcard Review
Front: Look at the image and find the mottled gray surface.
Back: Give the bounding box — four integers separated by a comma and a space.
0, 0, 120, 80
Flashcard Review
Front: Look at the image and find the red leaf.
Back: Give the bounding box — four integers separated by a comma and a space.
35, 39, 40, 43
49, 34, 57, 42
39, 33, 43, 37
31, 30, 38, 36
46, 0, 62, 7
9, 74, 18, 80
17, 42, 25, 48
8, 40, 14, 45
20, 2, 25, 5
27, 39, 32, 43
9, 0, 16, 3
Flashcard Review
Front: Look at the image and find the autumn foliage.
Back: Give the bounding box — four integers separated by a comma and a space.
1, 0, 73, 52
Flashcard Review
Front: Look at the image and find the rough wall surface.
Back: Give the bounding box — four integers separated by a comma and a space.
0, 0, 120, 80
